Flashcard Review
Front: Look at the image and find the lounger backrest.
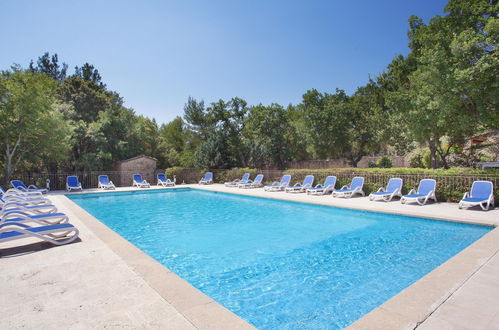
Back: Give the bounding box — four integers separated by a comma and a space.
386, 178, 403, 193
99, 175, 110, 184
280, 175, 291, 186
254, 174, 264, 184
11, 180, 26, 189
351, 177, 364, 190
303, 175, 314, 186
157, 173, 167, 182
418, 179, 436, 195
67, 176, 79, 187
470, 181, 493, 199
324, 176, 337, 188
242, 173, 250, 181
133, 174, 143, 182
204, 172, 213, 181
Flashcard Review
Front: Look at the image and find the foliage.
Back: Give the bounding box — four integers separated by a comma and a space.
0, 67, 71, 184
376, 156, 393, 168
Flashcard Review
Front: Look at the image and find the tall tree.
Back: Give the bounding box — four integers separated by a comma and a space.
0, 67, 71, 184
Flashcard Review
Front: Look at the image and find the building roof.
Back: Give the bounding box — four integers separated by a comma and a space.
115, 155, 158, 164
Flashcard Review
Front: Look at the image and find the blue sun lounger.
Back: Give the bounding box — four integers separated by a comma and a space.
238, 174, 264, 189
264, 175, 291, 192
199, 172, 213, 185
157, 173, 175, 187
307, 176, 337, 195
1, 198, 57, 214
133, 174, 150, 188
11, 180, 48, 194
225, 173, 250, 187
369, 178, 403, 202
98, 175, 116, 190
285, 175, 314, 193
0, 223, 79, 245
66, 176, 82, 192
333, 177, 365, 198
459, 181, 494, 211
401, 179, 437, 205
1, 210, 69, 227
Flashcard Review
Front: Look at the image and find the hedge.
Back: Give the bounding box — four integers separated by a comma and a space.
165, 167, 499, 203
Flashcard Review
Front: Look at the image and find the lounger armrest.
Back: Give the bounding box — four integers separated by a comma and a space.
462, 192, 469, 200
377, 187, 385, 193
271, 181, 279, 185
28, 185, 38, 189
340, 185, 349, 190
408, 189, 417, 195
314, 184, 324, 188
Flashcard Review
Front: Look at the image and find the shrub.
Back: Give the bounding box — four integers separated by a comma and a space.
376, 156, 392, 168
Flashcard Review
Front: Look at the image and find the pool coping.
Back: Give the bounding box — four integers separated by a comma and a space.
58, 185, 499, 329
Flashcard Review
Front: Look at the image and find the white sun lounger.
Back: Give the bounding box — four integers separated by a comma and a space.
369, 178, 403, 202
333, 177, 365, 198
0, 223, 79, 245
306, 176, 336, 195
400, 179, 437, 205
285, 175, 314, 193
238, 174, 264, 189
133, 174, 150, 188
264, 175, 291, 192
459, 181, 494, 211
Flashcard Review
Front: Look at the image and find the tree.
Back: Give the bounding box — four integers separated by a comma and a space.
301, 89, 350, 159
244, 103, 295, 168
343, 82, 386, 167
0, 67, 71, 184
29, 52, 68, 81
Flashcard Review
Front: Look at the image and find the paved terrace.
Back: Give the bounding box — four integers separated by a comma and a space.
1, 184, 498, 329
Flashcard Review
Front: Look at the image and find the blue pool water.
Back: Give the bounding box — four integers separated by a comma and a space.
69, 189, 491, 329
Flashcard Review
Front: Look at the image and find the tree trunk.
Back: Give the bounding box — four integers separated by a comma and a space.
428, 140, 438, 169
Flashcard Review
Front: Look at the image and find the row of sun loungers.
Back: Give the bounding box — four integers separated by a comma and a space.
220, 173, 494, 211
0, 186, 79, 247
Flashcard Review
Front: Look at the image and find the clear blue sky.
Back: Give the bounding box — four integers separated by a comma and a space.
1, 0, 448, 124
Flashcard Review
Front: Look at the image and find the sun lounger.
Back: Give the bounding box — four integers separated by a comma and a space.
285, 175, 314, 193
0, 223, 79, 245
238, 174, 264, 189
264, 175, 291, 192
401, 179, 437, 205
11, 180, 48, 194
133, 174, 150, 188
307, 176, 337, 195
1, 199, 57, 214
459, 181, 494, 211
66, 176, 82, 192
1, 209, 69, 225
98, 175, 116, 190
225, 173, 250, 187
333, 177, 365, 198
157, 173, 175, 187
369, 178, 403, 202
199, 172, 213, 185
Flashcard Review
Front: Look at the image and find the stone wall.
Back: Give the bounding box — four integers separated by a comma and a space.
114, 156, 157, 186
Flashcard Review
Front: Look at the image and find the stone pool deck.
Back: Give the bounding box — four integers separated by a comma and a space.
1, 184, 498, 329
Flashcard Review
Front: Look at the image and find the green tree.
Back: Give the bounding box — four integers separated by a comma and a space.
0, 67, 71, 184
301, 89, 350, 159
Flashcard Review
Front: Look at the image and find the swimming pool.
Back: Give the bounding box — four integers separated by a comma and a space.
69, 189, 491, 329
